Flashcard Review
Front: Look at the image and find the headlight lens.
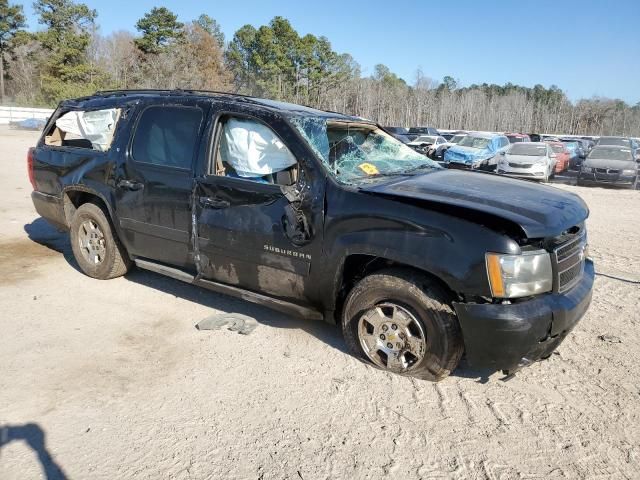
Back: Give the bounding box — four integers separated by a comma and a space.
485, 251, 553, 298
622, 169, 636, 175
582, 167, 593, 173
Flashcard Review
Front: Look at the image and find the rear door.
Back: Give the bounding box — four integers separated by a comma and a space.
193, 110, 325, 303
115, 100, 209, 268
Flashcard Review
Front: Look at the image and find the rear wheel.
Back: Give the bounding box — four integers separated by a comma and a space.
70, 202, 131, 279
342, 269, 464, 381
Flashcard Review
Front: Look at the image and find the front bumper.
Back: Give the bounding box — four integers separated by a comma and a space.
453, 259, 594, 372
497, 166, 547, 179
578, 173, 636, 188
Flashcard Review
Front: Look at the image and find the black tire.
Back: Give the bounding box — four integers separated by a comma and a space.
341, 269, 464, 381
70, 202, 131, 279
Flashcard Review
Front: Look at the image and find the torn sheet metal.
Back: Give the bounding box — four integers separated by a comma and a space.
55, 108, 120, 151
220, 118, 297, 178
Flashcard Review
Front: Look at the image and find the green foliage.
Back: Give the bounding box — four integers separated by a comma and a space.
225, 16, 356, 105
196, 14, 224, 48
0, 0, 26, 100
135, 7, 184, 54
0, 0, 25, 52
32, 0, 102, 104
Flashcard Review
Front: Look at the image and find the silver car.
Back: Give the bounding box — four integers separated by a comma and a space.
497, 142, 557, 182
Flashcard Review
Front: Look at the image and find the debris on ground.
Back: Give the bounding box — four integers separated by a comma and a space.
195, 313, 258, 335
598, 334, 622, 343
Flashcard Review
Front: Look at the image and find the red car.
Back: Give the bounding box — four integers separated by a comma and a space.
546, 141, 571, 172
505, 133, 531, 143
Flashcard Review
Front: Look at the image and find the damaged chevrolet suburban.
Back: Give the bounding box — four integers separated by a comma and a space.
29, 90, 594, 381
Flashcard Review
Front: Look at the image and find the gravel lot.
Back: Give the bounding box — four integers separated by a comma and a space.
1, 127, 639, 479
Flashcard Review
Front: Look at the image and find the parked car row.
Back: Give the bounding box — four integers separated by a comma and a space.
385, 125, 638, 188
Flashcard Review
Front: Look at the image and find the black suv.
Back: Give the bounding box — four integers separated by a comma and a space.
29, 90, 594, 381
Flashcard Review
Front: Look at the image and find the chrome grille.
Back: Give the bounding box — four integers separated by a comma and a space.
509, 162, 532, 168
553, 231, 587, 293
595, 168, 619, 174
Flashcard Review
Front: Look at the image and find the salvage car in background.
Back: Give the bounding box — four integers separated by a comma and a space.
559, 140, 582, 169
596, 136, 636, 148
497, 142, 556, 182
406, 126, 440, 141
407, 135, 448, 156
505, 133, 531, 143
28, 89, 594, 381
546, 141, 571, 173
384, 126, 411, 144
444, 132, 510, 170
429, 133, 467, 160
578, 146, 639, 189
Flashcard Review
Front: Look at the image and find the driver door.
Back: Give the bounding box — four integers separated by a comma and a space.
194, 112, 325, 304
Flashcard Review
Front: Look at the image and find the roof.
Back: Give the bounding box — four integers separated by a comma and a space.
60, 89, 361, 121
468, 131, 503, 139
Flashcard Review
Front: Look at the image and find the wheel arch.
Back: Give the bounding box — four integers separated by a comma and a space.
62, 185, 115, 228
332, 253, 458, 323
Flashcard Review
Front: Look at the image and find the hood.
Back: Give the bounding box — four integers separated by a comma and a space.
504, 154, 547, 164
583, 158, 636, 170
360, 169, 589, 238
446, 145, 492, 163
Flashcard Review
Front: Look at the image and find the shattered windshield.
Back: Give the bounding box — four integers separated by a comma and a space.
457, 136, 491, 149
290, 116, 440, 184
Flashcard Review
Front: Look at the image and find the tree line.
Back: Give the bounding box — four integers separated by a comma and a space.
1, 0, 639, 136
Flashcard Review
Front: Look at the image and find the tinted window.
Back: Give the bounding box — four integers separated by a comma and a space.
132, 106, 203, 169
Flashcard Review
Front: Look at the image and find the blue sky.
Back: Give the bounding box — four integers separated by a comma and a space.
21, 0, 640, 104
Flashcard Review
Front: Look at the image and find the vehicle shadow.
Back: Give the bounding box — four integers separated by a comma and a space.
23, 217, 82, 273
0, 423, 68, 480
23, 217, 497, 382
123, 267, 349, 354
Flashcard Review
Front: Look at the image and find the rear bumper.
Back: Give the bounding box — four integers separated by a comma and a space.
31, 191, 67, 230
453, 259, 594, 372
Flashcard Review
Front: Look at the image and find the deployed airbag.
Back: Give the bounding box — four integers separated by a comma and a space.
55, 108, 120, 151
220, 118, 297, 178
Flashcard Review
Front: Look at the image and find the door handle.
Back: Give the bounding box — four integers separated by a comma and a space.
199, 196, 230, 209
117, 179, 144, 191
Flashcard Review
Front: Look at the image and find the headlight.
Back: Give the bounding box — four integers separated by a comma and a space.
582, 167, 593, 173
622, 169, 636, 175
485, 250, 553, 298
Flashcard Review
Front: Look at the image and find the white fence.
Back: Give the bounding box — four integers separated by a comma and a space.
0, 106, 54, 125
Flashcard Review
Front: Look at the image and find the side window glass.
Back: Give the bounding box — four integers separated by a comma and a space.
214, 116, 298, 186
132, 106, 202, 169
45, 108, 121, 151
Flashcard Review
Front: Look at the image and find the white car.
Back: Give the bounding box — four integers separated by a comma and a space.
497, 142, 557, 182
429, 133, 467, 160
407, 135, 448, 156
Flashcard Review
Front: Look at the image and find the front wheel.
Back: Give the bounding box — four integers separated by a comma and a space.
341, 269, 464, 381
70, 202, 131, 279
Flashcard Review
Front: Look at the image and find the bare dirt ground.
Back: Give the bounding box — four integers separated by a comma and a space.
1, 127, 639, 479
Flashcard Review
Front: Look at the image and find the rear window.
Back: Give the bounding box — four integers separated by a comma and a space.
131, 106, 203, 169
44, 108, 121, 151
